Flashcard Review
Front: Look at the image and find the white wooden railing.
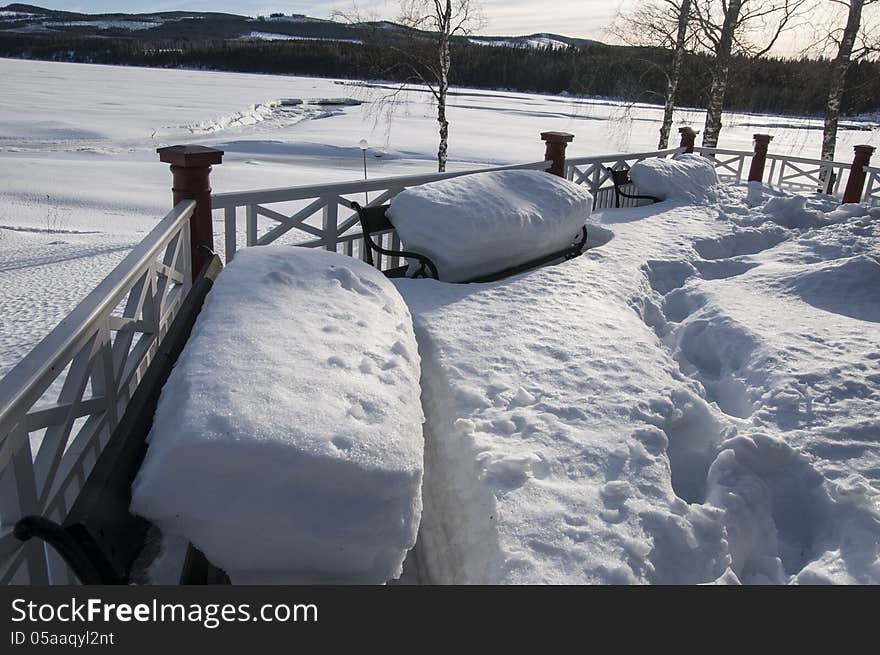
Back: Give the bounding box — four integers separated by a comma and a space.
696, 147, 855, 195
212, 160, 554, 264
0, 201, 194, 584
865, 166, 880, 206
566, 146, 875, 206
214, 146, 876, 264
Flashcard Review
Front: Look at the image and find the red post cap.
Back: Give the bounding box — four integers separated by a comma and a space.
157, 145, 224, 167
541, 131, 575, 144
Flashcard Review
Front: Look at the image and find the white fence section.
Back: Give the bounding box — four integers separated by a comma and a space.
214, 147, 873, 267
864, 167, 880, 206
565, 145, 866, 204
212, 160, 553, 263
696, 147, 854, 195
0, 201, 195, 584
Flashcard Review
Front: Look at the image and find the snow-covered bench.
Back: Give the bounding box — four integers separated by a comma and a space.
352, 200, 587, 283
129, 245, 425, 584
16, 245, 427, 585
356, 170, 594, 284
629, 153, 719, 203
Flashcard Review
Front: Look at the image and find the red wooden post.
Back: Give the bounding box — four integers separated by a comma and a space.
157, 145, 224, 280
678, 127, 698, 153
748, 134, 773, 183
541, 131, 574, 177
842, 144, 876, 204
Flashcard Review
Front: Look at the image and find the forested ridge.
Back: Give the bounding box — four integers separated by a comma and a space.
0, 30, 877, 117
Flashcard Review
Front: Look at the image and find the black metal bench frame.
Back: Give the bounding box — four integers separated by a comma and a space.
606, 166, 661, 208
350, 201, 439, 280
351, 201, 588, 284
13, 252, 230, 585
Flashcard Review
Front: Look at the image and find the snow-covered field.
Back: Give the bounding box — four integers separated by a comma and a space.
0, 57, 876, 378
1, 58, 879, 584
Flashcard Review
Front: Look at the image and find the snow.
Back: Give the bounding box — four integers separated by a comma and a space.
1, 59, 879, 585
130, 245, 424, 584
660, 192, 880, 577
469, 36, 571, 50
629, 154, 719, 203
259, 15, 328, 24
387, 170, 592, 282
240, 32, 364, 44
393, 187, 880, 585
44, 21, 159, 31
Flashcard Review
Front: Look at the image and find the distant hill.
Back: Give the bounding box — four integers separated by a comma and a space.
0, 4, 602, 49
2, 3, 877, 117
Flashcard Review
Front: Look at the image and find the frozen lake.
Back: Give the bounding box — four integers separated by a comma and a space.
0, 57, 878, 374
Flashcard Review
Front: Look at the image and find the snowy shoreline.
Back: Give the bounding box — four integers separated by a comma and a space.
2, 56, 878, 128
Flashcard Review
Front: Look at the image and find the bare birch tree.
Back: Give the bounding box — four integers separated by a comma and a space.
610, 0, 695, 149
397, 1, 484, 171
692, 0, 810, 148
815, 0, 879, 161
333, 1, 483, 172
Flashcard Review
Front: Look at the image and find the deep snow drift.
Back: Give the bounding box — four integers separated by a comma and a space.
395, 184, 880, 585
131, 246, 424, 584
388, 170, 592, 282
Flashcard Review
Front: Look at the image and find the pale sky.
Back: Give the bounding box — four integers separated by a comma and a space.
14, 1, 834, 54
17, 1, 626, 41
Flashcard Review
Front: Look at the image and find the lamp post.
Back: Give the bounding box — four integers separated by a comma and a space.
358, 138, 369, 205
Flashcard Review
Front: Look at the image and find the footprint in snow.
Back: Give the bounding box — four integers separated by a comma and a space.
325, 266, 376, 296
508, 387, 536, 407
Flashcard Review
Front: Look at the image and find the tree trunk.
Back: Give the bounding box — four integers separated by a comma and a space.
436, 4, 452, 173
659, 0, 693, 149
701, 0, 742, 149
437, 80, 448, 173
437, 37, 450, 173
822, 0, 864, 162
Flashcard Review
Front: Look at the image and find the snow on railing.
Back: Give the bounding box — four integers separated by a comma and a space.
0, 201, 195, 584
565, 148, 684, 209
864, 167, 880, 207
212, 160, 553, 263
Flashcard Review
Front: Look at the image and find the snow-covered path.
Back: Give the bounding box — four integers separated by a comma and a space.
395, 186, 880, 584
